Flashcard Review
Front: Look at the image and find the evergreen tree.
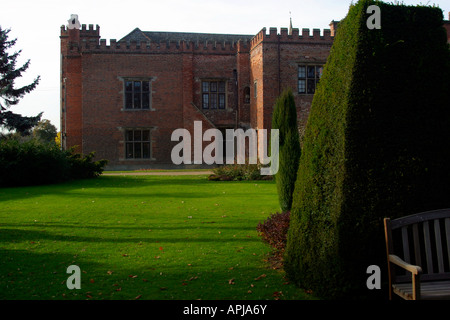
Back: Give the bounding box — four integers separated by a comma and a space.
0, 27, 41, 134
271, 88, 301, 212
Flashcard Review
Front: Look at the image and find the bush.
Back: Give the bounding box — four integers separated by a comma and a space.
67, 149, 108, 179
0, 139, 69, 187
284, 0, 450, 299
257, 211, 290, 253
257, 211, 291, 269
210, 163, 271, 181
271, 89, 301, 212
0, 139, 108, 187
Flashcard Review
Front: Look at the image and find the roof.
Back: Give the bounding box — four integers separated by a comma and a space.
119, 28, 254, 44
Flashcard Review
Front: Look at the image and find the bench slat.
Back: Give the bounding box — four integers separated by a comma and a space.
445, 218, 450, 268
434, 219, 445, 273
402, 226, 410, 263
412, 223, 422, 267
423, 221, 434, 273
393, 281, 450, 300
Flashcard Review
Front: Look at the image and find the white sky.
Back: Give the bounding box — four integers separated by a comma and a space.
1, 0, 449, 131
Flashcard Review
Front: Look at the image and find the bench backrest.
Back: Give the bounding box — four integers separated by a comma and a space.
385, 209, 450, 282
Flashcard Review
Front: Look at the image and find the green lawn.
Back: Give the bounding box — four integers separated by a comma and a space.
0, 174, 314, 300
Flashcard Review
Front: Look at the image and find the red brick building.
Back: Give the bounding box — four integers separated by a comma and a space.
60, 14, 450, 170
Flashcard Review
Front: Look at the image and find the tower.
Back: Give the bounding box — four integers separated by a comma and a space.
60, 15, 100, 152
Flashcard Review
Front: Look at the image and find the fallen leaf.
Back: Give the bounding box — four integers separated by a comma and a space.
159, 246, 163, 251
89, 279, 95, 283
229, 279, 235, 285
107, 270, 113, 275
129, 275, 138, 278
135, 295, 142, 300
116, 287, 122, 291
254, 274, 266, 281
273, 291, 283, 300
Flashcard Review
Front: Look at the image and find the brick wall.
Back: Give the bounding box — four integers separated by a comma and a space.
249, 27, 333, 134
61, 25, 252, 169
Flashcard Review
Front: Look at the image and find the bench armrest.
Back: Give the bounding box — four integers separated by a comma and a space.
389, 254, 422, 275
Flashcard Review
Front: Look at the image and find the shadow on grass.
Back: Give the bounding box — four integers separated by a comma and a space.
0, 245, 310, 300
0, 176, 272, 202
0, 226, 261, 244
0, 247, 104, 300
0, 175, 274, 202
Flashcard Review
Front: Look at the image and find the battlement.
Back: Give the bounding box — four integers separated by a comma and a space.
64, 37, 250, 55
250, 27, 334, 48
61, 24, 100, 38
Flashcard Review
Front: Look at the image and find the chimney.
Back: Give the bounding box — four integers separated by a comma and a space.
289, 16, 293, 36
329, 20, 339, 37
67, 14, 81, 45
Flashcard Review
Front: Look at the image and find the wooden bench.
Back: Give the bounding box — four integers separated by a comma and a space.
384, 209, 450, 300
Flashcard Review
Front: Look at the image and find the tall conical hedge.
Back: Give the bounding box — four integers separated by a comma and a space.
271, 88, 301, 212
284, 0, 450, 299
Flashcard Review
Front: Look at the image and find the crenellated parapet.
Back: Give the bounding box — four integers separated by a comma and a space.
75, 39, 249, 55
61, 21, 333, 56
60, 24, 100, 40
61, 23, 251, 55
250, 26, 334, 49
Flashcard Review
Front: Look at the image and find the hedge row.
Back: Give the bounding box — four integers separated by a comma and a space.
0, 139, 108, 187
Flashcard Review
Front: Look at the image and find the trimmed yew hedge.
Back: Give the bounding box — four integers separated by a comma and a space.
271, 88, 301, 212
284, 0, 450, 299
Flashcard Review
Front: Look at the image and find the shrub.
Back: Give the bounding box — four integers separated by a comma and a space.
257, 211, 290, 253
67, 149, 108, 179
257, 211, 291, 269
210, 163, 270, 181
0, 139, 69, 187
271, 89, 301, 212
0, 140, 108, 187
284, 0, 450, 299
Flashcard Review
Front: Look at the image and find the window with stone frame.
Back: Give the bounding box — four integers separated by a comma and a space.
124, 80, 151, 109
298, 65, 323, 94
125, 129, 151, 159
202, 80, 226, 109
